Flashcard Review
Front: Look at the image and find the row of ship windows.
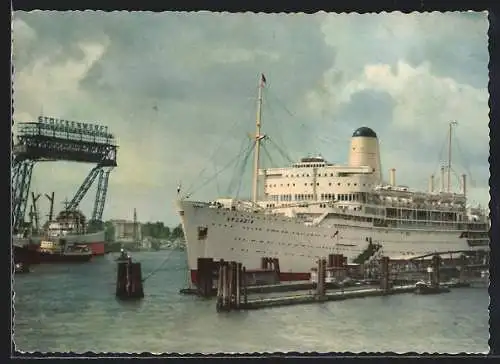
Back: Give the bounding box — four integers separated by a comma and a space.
266, 182, 371, 188
217, 218, 452, 237
227, 240, 431, 257
229, 247, 427, 258
218, 221, 338, 239
267, 193, 363, 202
280, 173, 357, 178
243, 225, 339, 238
232, 237, 361, 252
229, 247, 349, 258
217, 221, 463, 240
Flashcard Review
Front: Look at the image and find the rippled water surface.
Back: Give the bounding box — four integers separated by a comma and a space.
14, 251, 489, 353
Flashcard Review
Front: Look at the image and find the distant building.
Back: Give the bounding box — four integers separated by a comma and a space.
141, 236, 153, 249
110, 219, 142, 243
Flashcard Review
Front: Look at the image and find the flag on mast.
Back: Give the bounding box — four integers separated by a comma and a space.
260, 73, 267, 87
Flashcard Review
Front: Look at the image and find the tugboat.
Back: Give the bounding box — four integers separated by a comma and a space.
36, 239, 93, 263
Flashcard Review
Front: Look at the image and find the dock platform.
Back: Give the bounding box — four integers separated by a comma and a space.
241, 285, 416, 310
182, 254, 482, 312
180, 280, 315, 296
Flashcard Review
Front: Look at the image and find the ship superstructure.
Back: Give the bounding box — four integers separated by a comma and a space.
177, 74, 489, 285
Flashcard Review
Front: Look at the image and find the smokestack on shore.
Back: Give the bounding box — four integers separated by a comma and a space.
429, 174, 435, 193
389, 168, 396, 186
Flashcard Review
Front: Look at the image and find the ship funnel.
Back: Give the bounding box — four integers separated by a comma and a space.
440, 166, 445, 192
462, 174, 467, 198
429, 174, 435, 193
348, 127, 381, 183
389, 168, 396, 186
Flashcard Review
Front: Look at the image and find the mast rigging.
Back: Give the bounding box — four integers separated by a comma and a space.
252, 74, 266, 204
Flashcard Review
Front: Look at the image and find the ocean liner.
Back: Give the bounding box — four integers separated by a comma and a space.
177, 74, 489, 285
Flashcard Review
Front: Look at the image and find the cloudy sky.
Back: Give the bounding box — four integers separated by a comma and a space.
12, 11, 489, 226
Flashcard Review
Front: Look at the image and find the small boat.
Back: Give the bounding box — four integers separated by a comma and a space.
15, 262, 31, 274
36, 239, 93, 263
414, 281, 450, 295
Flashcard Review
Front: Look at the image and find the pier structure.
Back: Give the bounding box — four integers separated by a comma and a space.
12, 116, 118, 233
407, 249, 489, 283
213, 255, 421, 312
180, 250, 484, 312
216, 252, 486, 311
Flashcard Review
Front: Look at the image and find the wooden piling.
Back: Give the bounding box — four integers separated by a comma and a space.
229, 262, 234, 308
272, 258, 280, 274
216, 261, 224, 312
459, 254, 468, 282
196, 257, 213, 297
380, 256, 390, 293
328, 254, 334, 268
261, 257, 268, 270
315, 258, 327, 299
339, 254, 347, 281
431, 255, 441, 287
116, 260, 144, 300
235, 263, 240, 309
231, 262, 239, 309
315, 259, 322, 296
222, 262, 228, 310
216, 261, 244, 312
242, 266, 248, 305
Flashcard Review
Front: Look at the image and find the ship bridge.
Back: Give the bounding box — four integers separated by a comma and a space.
292, 156, 329, 168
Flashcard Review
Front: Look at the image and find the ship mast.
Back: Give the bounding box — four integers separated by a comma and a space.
252, 74, 266, 204
133, 207, 138, 246
447, 121, 458, 192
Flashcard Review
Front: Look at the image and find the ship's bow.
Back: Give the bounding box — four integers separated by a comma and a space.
176, 199, 212, 283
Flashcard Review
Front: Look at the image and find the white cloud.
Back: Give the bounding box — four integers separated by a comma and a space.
344, 60, 487, 142
13, 41, 108, 120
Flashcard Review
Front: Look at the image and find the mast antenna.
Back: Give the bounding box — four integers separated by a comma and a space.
252, 73, 266, 204
447, 120, 458, 193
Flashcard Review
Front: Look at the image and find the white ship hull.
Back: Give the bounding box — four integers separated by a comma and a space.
177, 200, 487, 284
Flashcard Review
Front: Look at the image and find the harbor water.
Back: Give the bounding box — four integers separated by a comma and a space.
14, 251, 489, 354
